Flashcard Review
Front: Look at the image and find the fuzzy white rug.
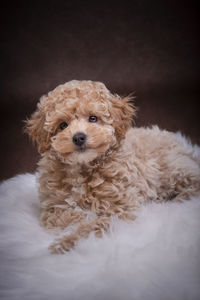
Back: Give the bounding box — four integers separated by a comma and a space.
0, 173, 200, 300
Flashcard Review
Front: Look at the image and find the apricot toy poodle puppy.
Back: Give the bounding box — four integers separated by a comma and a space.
26, 80, 200, 253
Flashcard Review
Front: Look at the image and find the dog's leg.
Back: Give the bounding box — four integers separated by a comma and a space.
172, 179, 200, 202
164, 154, 200, 202
49, 216, 110, 253
40, 207, 85, 229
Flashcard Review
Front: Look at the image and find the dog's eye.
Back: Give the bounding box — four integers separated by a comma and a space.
89, 116, 98, 123
59, 122, 68, 130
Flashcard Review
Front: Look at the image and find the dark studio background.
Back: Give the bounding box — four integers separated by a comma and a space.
0, 0, 199, 181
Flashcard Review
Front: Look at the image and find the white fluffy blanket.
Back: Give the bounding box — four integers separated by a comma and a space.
0, 173, 200, 300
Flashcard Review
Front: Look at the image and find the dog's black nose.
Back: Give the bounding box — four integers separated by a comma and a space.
73, 132, 87, 147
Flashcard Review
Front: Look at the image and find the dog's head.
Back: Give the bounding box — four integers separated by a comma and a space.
26, 80, 135, 164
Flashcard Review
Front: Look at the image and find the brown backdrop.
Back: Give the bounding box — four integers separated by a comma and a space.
0, 0, 199, 181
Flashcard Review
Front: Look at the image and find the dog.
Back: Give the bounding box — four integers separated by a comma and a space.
26, 80, 200, 253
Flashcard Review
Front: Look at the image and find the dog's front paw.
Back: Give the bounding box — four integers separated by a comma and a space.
49, 235, 76, 254
49, 241, 68, 254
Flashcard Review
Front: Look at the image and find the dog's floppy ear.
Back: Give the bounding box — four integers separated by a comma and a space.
110, 96, 136, 141
25, 101, 51, 154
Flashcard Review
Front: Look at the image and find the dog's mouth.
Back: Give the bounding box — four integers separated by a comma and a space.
75, 142, 106, 153
75, 146, 89, 153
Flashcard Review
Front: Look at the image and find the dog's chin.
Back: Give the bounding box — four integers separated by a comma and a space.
57, 148, 103, 165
